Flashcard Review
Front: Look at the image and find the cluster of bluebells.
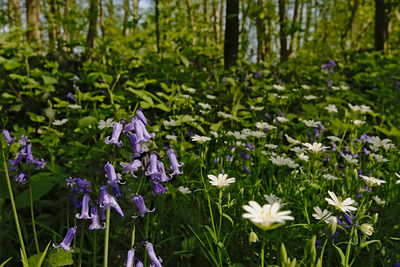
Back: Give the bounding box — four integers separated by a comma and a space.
321, 59, 336, 88
55, 110, 182, 265
125, 241, 163, 267
3, 130, 46, 184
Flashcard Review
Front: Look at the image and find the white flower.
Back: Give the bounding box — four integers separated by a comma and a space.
52, 119, 68, 126
270, 155, 298, 168
178, 186, 191, 194
198, 102, 211, 109
98, 118, 115, 129
373, 195, 385, 206
191, 135, 211, 143
265, 144, 278, 150
327, 136, 341, 142
302, 119, 321, 128
163, 119, 177, 127
396, 172, 400, 184
297, 153, 309, 161
342, 154, 358, 164
250, 106, 265, 111
325, 191, 357, 213
249, 231, 259, 243
200, 110, 210, 114
210, 131, 219, 138
263, 193, 284, 206
250, 131, 266, 138
367, 136, 395, 151
217, 111, 232, 119
179, 94, 190, 99
371, 153, 389, 163
206, 94, 216, 99
273, 84, 286, 91
187, 87, 196, 93
275, 116, 289, 122
359, 224, 374, 236
312, 206, 332, 223
353, 120, 365, 126
359, 105, 372, 114
207, 173, 235, 189
256, 122, 276, 130
304, 95, 317, 100
285, 134, 301, 145
323, 174, 339, 180
68, 104, 81, 109
290, 146, 306, 153
324, 104, 338, 113
242, 201, 294, 230
303, 142, 329, 153
359, 175, 386, 187
301, 85, 311, 90
165, 134, 177, 141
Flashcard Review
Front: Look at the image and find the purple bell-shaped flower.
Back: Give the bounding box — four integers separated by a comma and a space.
105, 120, 124, 147
145, 242, 162, 267
126, 248, 135, 267
145, 154, 159, 176
120, 160, 142, 178
132, 195, 155, 218
2, 130, 14, 145
167, 149, 183, 176
76, 193, 93, 219
53, 226, 77, 251
100, 186, 124, 217
129, 134, 144, 158
88, 206, 105, 230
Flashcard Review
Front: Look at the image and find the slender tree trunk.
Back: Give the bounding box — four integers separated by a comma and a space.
278, 0, 288, 61
288, 0, 299, 55
48, 0, 59, 50
374, 0, 387, 51
184, 0, 195, 41
63, 0, 70, 44
256, 0, 266, 62
155, 0, 160, 53
296, 0, 304, 50
240, 0, 250, 55
123, 0, 129, 35
212, 0, 220, 44
224, 0, 239, 69
340, 0, 359, 50
133, 0, 139, 22
87, 0, 98, 48
203, 0, 208, 43
100, 0, 105, 38
219, 0, 224, 41
303, 0, 312, 43
8, 0, 21, 27
26, 0, 41, 42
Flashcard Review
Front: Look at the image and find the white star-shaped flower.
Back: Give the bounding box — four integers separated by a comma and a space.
207, 173, 235, 189
312, 206, 332, 223
191, 135, 211, 143
52, 119, 68, 126
325, 191, 357, 213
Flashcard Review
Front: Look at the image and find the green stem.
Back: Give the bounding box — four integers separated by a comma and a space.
130, 224, 135, 248
29, 183, 40, 254
1, 146, 27, 259
345, 226, 355, 267
103, 209, 111, 267
261, 236, 266, 267
93, 232, 97, 267
78, 227, 84, 267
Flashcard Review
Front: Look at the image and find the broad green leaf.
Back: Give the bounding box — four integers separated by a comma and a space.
180, 55, 190, 68
4, 57, 21, 70
78, 116, 98, 128
42, 75, 58, 85
26, 112, 46, 123
15, 173, 56, 208
46, 249, 74, 267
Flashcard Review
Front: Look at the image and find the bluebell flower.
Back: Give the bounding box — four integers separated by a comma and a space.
9, 153, 23, 166
135, 260, 144, 267
145, 242, 162, 267
136, 109, 147, 125
129, 134, 144, 158
66, 92, 76, 101
134, 118, 154, 144
53, 226, 77, 252
26, 142, 34, 163
76, 193, 93, 219
15, 172, 27, 184
2, 130, 14, 145
155, 161, 170, 182
105, 120, 124, 147
240, 152, 250, 161
89, 207, 105, 230
167, 149, 183, 176
105, 162, 125, 185
243, 165, 251, 174
132, 195, 154, 218
75, 178, 91, 193
245, 142, 254, 151
32, 158, 46, 169
99, 186, 124, 217
146, 154, 159, 176
120, 160, 142, 178
153, 183, 168, 195
126, 248, 136, 267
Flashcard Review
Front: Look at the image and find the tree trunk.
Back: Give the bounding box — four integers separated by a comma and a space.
87, 0, 98, 48
155, 0, 160, 53
184, 0, 195, 38
8, 0, 21, 27
256, 0, 266, 62
303, 0, 312, 44
224, 0, 239, 69
48, 0, 59, 50
296, 0, 304, 50
278, 0, 288, 61
288, 0, 299, 55
212, 0, 220, 44
374, 0, 386, 51
63, 0, 70, 44
100, 0, 105, 38
26, 0, 41, 42
203, 0, 208, 44
340, 0, 359, 50
123, 0, 129, 35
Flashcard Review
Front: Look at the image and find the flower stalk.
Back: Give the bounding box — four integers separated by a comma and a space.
103, 209, 111, 267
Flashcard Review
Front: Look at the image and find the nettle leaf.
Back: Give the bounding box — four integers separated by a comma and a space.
46, 249, 74, 267
42, 75, 58, 85
16, 173, 56, 208
78, 116, 98, 128
180, 54, 190, 68
4, 57, 21, 70
27, 112, 46, 123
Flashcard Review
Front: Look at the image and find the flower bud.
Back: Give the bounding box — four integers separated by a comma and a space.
248, 230, 259, 243
326, 216, 337, 237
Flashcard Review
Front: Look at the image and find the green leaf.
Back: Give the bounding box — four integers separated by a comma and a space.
46, 249, 74, 267
222, 213, 234, 225
332, 242, 346, 266
4, 57, 21, 70
360, 239, 381, 249
37, 242, 51, 267
180, 55, 190, 68
15, 173, 56, 208
204, 225, 217, 243
26, 112, 46, 123
42, 75, 58, 85
78, 116, 98, 128
0, 257, 12, 267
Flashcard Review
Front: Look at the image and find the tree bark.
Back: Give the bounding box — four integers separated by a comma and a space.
374, 0, 387, 51
26, 0, 41, 42
123, 0, 129, 35
224, 0, 239, 69
256, 0, 266, 62
63, 0, 70, 44
155, 0, 160, 53
212, 0, 220, 44
278, 0, 288, 61
8, 0, 21, 27
87, 0, 98, 48
288, 0, 299, 55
